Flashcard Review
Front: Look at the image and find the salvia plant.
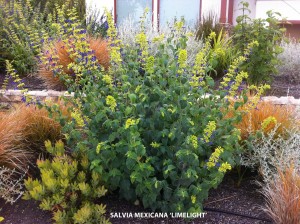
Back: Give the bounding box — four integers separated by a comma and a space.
0, 0, 53, 74
0, 0, 103, 75
23, 140, 111, 224
20, 7, 271, 214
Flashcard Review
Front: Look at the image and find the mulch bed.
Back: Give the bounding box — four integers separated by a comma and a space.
0, 171, 271, 224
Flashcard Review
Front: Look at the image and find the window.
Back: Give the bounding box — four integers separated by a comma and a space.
116, 0, 153, 25
159, 0, 201, 27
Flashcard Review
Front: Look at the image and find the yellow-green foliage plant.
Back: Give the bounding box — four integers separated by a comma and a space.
26, 8, 270, 214
23, 140, 111, 224
207, 29, 235, 78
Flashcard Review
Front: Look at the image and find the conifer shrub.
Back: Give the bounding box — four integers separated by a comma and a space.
24, 8, 270, 213
38, 37, 110, 90
23, 140, 111, 224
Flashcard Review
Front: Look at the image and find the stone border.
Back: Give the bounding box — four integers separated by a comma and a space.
1, 89, 300, 105
0, 90, 73, 103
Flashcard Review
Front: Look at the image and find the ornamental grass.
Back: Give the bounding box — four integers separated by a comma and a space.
262, 165, 300, 224
0, 103, 67, 170
38, 37, 109, 90
236, 101, 296, 139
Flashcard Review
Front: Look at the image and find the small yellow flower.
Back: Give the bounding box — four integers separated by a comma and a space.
145, 56, 155, 74
102, 74, 113, 86
125, 118, 139, 129
174, 21, 184, 31
208, 32, 216, 39
191, 195, 196, 204
229, 71, 248, 97
71, 109, 85, 127
218, 162, 232, 173
203, 121, 216, 143
177, 49, 187, 74
188, 135, 198, 149
245, 84, 271, 111
106, 95, 117, 111
207, 161, 215, 168
261, 116, 277, 131
150, 142, 161, 148
153, 34, 165, 42
206, 146, 224, 169
96, 142, 104, 154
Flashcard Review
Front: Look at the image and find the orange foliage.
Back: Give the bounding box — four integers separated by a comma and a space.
0, 102, 68, 170
234, 101, 295, 139
263, 165, 300, 224
38, 37, 110, 90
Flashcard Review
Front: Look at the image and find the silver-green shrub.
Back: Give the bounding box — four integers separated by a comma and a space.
241, 125, 300, 183
118, 17, 203, 65
277, 40, 300, 83
0, 166, 26, 204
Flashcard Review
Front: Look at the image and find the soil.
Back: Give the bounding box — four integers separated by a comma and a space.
267, 75, 300, 98
0, 171, 272, 224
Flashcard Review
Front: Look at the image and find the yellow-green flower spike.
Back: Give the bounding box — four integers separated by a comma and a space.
203, 121, 216, 143
125, 118, 139, 129
261, 116, 277, 130
106, 95, 117, 111
218, 162, 232, 173
177, 49, 187, 75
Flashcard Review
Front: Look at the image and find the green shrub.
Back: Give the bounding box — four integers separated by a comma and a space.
0, 0, 103, 76
34, 8, 270, 213
31, 0, 86, 21
0, 0, 48, 75
232, 1, 286, 84
23, 140, 110, 224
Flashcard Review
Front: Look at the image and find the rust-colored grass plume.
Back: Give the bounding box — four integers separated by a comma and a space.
235, 101, 296, 139
38, 37, 110, 90
262, 165, 300, 224
0, 103, 68, 170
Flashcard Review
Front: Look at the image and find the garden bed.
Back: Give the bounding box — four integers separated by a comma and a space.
0, 172, 271, 224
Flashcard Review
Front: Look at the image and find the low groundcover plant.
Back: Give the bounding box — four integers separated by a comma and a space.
18, 7, 270, 214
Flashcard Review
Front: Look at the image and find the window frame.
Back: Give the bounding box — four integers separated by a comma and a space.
114, 0, 155, 25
